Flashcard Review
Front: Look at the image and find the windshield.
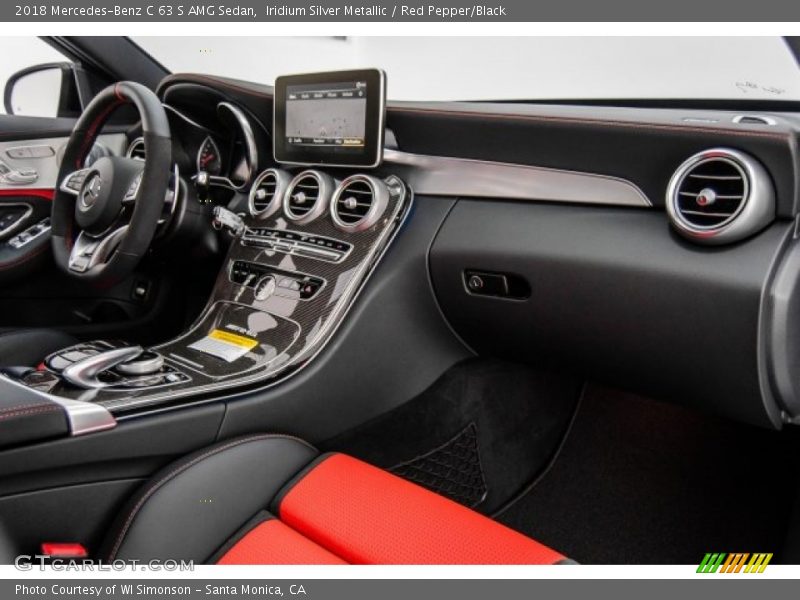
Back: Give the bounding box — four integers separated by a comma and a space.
133, 36, 800, 102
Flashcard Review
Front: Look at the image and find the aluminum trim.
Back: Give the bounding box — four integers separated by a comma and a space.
282, 169, 334, 224
382, 148, 651, 207
216, 101, 258, 191
733, 115, 778, 126
665, 147, 775, 245
330, 174, 390, 233
248, 168, 292, 219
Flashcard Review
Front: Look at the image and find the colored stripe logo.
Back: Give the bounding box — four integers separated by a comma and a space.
697, 553, 773, 573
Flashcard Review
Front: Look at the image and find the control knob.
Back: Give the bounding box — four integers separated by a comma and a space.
254, 275, 277, 301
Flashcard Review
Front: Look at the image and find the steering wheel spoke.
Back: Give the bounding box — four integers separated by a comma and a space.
122, 171, 144, 205
68, 227, 128, 274
59, 168, 92, 197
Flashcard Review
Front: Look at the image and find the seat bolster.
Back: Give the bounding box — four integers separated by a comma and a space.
100, 435, 318, 563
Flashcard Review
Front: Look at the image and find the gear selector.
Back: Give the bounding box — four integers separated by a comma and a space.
62, 346, 144, 389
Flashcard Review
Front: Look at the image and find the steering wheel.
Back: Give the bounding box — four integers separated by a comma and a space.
51, 81, 171, 285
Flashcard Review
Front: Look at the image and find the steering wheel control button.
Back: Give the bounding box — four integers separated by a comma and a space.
116, 351, 165, 376
60, 169, 91, 195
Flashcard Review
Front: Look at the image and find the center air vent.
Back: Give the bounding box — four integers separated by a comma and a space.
331, 175, 390, 233
283, 170, 333, 224
125, 137, 146, 160
248, 168, 290, 219
666, 148, 774, 244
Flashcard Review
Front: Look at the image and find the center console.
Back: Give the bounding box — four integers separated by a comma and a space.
15, 168, 409, 415
1, 68, 411, 431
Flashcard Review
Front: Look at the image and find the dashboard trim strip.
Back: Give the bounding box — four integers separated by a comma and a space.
383, 148, 652, 207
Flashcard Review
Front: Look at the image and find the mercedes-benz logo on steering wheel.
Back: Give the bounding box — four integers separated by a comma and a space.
80, 175, 103, 210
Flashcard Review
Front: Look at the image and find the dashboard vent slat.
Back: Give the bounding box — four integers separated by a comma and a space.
334, 180, 374, 226
248, 169, 290, 219
283, 170, 333, 224
673, 157, 747, 229
330, 175, 390, 233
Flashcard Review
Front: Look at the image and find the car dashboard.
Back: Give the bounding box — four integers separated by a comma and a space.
3, 70, 800, 448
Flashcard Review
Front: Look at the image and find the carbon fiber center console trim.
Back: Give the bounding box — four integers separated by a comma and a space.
36, 174, 410, 413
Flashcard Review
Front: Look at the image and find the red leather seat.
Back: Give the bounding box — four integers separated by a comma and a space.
101, 435, 567, 565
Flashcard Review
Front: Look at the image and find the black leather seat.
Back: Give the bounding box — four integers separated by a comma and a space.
99, 434, 570, 565
0, 329, 77, 367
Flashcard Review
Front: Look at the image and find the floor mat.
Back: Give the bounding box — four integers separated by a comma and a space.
495, 385, 800, 564
390, 423, 488, 507
321, 358, 583, 514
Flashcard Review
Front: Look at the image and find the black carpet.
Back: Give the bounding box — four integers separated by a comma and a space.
322, 358, 583, 514
496, 385, 800, 564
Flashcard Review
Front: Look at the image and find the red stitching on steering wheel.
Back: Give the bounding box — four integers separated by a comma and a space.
74, 98, 125, 169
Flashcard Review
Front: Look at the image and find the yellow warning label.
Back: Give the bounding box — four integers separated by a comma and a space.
208, 329, 258, 350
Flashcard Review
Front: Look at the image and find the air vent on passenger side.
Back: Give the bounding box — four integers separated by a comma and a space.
666, 148, 775, 244
283, 170, 334, 224
125, 137, 146, 160
331, 175, 390, 233
248, 168, 290, 219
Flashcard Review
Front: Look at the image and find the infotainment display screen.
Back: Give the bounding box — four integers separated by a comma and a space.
273, 69, 386, 168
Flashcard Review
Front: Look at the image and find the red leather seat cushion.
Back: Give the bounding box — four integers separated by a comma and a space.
275, 454, 564, 564
217, 519, 346, 565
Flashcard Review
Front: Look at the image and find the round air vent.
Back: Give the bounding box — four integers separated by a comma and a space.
283, 170, 334, 224
666, 148, 774, 244
331, 175, 390, 233
248, 168, 291, 219
125, 137, 146, 160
